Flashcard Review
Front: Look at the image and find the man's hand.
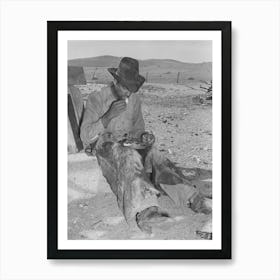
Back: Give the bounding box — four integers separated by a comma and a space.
141, 132, 155, 146
102, 100, 127, 128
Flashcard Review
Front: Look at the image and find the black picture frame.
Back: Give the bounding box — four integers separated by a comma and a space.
47, 21, 231, 259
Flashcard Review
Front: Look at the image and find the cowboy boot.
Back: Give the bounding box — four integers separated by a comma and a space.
136, 206, 172, 234
189, 193, 212, 215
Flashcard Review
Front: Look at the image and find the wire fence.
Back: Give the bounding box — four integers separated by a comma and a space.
84, 67, 211, 85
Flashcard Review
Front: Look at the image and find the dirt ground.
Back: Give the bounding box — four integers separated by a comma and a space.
68, 82, 212, 240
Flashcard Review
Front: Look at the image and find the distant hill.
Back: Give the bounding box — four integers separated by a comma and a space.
69, 55, 121, 68
68, 55, 212, 84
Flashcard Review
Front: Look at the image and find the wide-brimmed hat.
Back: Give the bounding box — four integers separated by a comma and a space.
108, 57, 145, 93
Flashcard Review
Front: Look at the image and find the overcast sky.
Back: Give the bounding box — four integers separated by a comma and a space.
68, 40, 212, 63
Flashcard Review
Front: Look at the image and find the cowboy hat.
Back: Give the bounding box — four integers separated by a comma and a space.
108, 57, 145, 93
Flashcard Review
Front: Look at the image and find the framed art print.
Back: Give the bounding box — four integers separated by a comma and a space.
47, 21, 231, 259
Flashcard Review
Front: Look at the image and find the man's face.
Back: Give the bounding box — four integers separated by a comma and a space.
115, 82, 132, 99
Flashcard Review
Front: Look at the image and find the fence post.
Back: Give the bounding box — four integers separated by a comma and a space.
177, 72, 180, 84
146, 72, 149, 83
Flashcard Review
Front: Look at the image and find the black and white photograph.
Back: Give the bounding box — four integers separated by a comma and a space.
48, 21, 231, 259
68, 40, 214, 241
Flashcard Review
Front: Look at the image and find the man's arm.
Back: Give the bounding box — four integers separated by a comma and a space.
131, 95, 145, 139
80, 93, 104, 146
80, 91, 128, 146
101, 99, 127, 128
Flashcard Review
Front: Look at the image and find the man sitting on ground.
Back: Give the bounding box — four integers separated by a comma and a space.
80, 57, 211, 234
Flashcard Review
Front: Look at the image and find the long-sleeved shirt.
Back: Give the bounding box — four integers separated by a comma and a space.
80, 83, 145, 146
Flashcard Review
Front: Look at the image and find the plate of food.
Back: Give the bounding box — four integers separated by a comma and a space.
120, 132, 155, 150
